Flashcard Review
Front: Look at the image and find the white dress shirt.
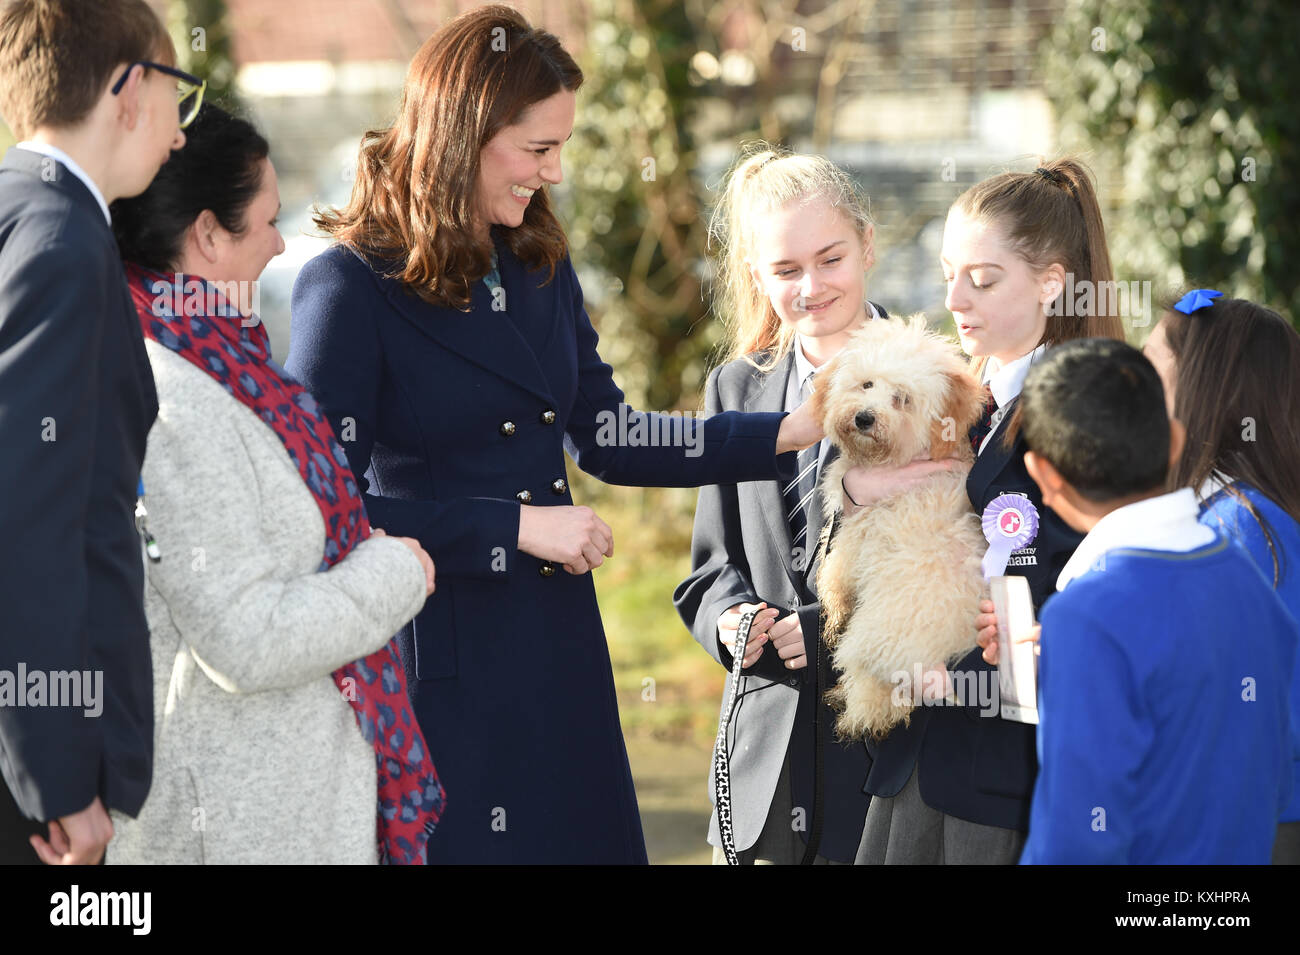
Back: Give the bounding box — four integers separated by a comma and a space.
16, 141, 112, 224
978, 343, 1046, 455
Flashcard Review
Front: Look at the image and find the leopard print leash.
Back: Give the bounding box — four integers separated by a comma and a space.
713, 608, 759, 866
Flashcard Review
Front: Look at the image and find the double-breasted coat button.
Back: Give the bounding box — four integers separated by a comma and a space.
551, 478, 567, 495
540, 409, 557, 425
516, 489, 532, 504
539, 562, 557, 577
499, 420, 517, 437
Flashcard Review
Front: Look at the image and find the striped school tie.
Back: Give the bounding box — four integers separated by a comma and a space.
968, 386, 997, 455
784, 372, 820, 547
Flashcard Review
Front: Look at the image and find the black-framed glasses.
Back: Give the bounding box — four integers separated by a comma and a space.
111, 61, 207, 130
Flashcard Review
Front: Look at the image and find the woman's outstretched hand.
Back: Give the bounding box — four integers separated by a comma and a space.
776, 400, 824, 455
518, 504, 614, 575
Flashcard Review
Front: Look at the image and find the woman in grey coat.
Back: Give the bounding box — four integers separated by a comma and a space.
105, 106, 443, 865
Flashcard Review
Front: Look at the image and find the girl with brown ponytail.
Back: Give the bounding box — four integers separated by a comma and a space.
844, 158, 1124, 864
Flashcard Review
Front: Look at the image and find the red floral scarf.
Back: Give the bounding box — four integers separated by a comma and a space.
127, 263, 445, 864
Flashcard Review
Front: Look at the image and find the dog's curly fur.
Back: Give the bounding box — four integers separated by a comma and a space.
810, 316, 989, 740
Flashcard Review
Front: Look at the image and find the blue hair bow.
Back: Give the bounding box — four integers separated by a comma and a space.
1173, 288, 1222, 314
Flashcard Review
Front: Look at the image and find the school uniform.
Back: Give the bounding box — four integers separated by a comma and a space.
856, 345, 1083, 864
1198, 477, 1300, 862
1021, 489, 1297, 864
0, 146, 158, 862
674, 305, 886, 864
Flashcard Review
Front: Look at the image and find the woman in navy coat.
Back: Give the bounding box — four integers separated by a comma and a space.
286, 6, 816, 864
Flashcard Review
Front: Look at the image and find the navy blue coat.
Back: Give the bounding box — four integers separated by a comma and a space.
287, 236, 786, 863
0, 148, 157, 823
862, 394, 1083, 831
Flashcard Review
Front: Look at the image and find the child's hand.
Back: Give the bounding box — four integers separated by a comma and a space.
975, 599, 999, 662
766, 612, 807, 670
976, 599, 1041, 664
841, 458, 964, 514
718, 602, 780, 668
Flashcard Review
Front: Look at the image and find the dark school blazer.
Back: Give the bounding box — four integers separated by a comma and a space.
0, 148, 158, 823
862, 393, 1083, 831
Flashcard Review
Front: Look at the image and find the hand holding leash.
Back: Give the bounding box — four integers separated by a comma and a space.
718, 602, 779, 668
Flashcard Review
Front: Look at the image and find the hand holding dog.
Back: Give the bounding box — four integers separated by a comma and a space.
517, 504, 614, 575
841, 455, 966, 514
718, 603, 780, 668
975, 598, 1041, 664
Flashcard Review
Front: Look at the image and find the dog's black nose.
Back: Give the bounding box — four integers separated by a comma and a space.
854, 410, 875, 431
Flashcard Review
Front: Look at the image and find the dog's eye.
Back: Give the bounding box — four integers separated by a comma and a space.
862, 380, 874, 390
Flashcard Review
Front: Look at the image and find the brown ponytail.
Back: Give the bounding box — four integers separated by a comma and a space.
953, 157, 1125, 375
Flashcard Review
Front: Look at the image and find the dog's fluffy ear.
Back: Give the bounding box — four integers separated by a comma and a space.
929, 368, 985, 460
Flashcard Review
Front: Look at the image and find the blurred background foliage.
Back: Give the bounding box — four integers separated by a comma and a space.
1046, 0, 1300, 325
166, 0, 243, 113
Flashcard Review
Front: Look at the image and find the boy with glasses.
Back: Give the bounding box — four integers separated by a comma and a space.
0, 0, 189, 865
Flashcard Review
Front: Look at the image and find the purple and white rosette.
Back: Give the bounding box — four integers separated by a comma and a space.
981, 494, 1040, 578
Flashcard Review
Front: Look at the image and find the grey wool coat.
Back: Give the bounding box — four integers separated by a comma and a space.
107, 343, 429, 864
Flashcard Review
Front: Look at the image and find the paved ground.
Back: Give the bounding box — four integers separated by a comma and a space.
625, 736, 715, 865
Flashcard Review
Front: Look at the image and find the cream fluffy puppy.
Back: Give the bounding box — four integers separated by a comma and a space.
810, 316, 988, 739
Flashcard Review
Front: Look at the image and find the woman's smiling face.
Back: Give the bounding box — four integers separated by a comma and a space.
748, 196, 875, 354
473, 89, 575, 237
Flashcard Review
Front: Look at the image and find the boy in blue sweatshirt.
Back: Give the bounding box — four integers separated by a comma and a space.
1013, 338, 1296, 864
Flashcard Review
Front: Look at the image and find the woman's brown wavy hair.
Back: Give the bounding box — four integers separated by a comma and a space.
314, 4, 582, 310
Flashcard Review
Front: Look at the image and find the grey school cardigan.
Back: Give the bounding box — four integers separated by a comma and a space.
107, 343, 429, 865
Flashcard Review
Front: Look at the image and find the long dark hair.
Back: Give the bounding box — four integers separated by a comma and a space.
111, 103, 269, 272
315, 4, 583, 310
1163, 295, 1300, 586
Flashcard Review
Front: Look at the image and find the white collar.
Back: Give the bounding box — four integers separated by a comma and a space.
983, 343, 1046, 409
1056, 488, 1217, 591
794, 300, 882, 387
1196, 469, 1234, 504
16, 141, 112, 225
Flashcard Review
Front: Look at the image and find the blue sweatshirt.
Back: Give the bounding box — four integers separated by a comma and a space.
1021, 529, 1296, 863
1200, 481, 1300, 821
